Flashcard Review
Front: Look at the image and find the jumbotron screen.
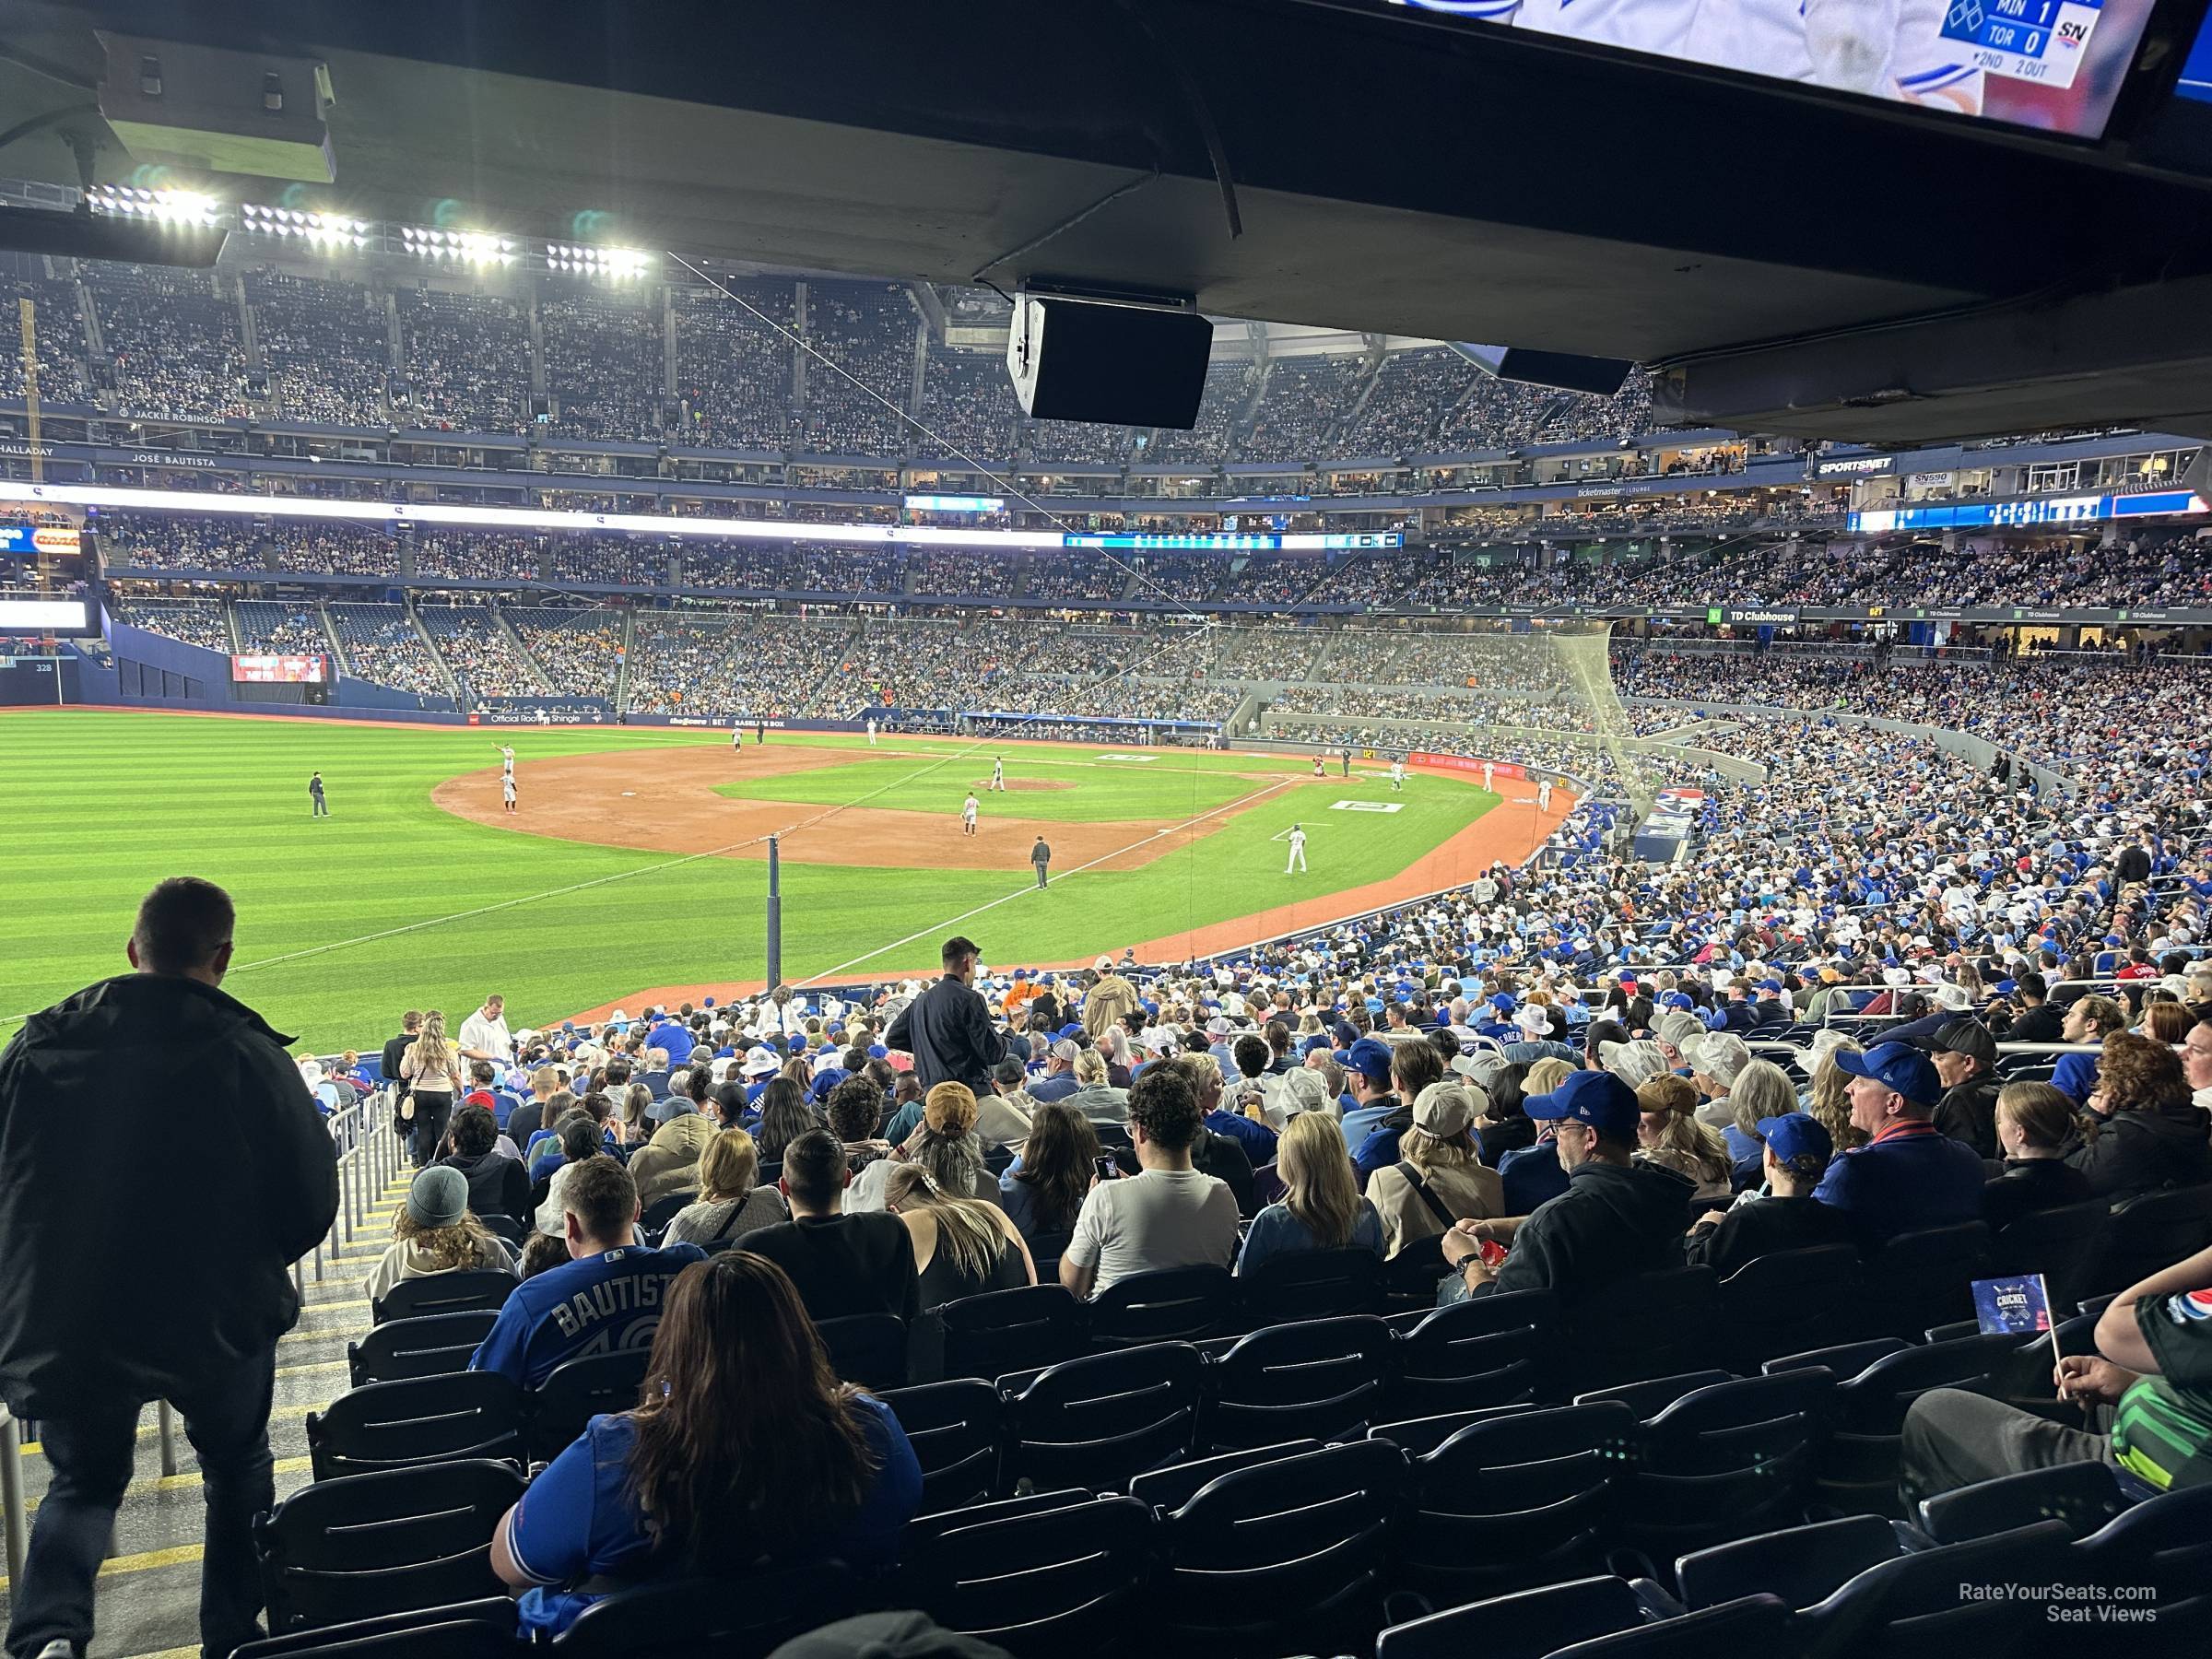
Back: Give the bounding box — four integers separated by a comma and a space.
231, 653, 329, 684
1388, 0, 2156, 138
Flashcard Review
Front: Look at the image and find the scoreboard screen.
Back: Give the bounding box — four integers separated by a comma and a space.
232, 653, 329, 684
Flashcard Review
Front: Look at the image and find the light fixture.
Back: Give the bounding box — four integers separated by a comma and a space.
88, 184, 219, 228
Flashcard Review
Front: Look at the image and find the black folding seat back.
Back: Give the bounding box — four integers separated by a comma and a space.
2075, 1483, 2212, 1603
304, 1371, 526, 1481
549, 1567, 856, 1658
525, 1349, 650, 1464
1126, 1439, 1324, 1513
1374, 1574, 1644, 1659
1235, 1247, 1382, 1326
1615, 1371, 1837, 1560
1574, 1370, 1735, 1422
874, 1380, 1004, 1513
1560, 1267, 1719, 1394
1916, 1461, 2128, 1545
1157, 1438, 1406, 1643
1796, 1518, 2076, 1657
229, 1599, 516, 1659
1086, 1265, 1234, 1347
1367, 1402, 1541, 1460
635, 1190, 697, 1235
2092, 1184, 2212, 1297
1990, 1199, 2107, 1315
890, 1494, 1155, 1659
371, 1270, 516, 1326
1763, 1337, 1907, 1381
1545, 1594, 1797, 1659
1718, 1244, 1863, 1370
1388, 1288, 1556, 1417
1005, 1341, 1205, 1493
938, 1284, 1083, 1382
254, 1460, 526, 1633
1394, 1401, 1635, 1596
1205, 1313, 1394, 1449
347, 1312, 500, 1388
1858, 1223, 1991, 1341
1675, 1512, 1900, 1612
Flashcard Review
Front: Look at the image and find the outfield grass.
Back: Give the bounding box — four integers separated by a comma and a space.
0, 712, 1494, 1052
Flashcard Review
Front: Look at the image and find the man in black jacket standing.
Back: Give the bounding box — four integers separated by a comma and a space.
885, 935, 1011, 1097
0, 877, 338, 1659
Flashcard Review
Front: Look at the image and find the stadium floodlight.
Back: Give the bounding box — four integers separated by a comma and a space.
546, 241, 653, 278
88, 184, 220, 228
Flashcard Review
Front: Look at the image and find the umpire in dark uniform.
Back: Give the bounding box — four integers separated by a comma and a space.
1030, 837, 1052, 889
885, 935, 1012, 1097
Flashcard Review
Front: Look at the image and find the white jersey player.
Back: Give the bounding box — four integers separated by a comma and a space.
1285, 823, 1308, 875
1538, 776, 1555, 812
991, 757, 1006, 792
732, 725, 744, 753
501, 772, 518, 814
961, 793, 980, 836
1391, 758, 1406, 792
1482, 760, 1496, 792
865, 716, 878, 746
498, 744, 515, 778
1312, 754, 1325, 780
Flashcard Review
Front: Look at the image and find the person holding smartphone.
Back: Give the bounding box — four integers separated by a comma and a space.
1059, 1068, 1239, 1300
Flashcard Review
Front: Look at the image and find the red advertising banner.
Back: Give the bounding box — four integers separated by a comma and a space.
1410, 751, 1528, 782
230, 653, 328, 684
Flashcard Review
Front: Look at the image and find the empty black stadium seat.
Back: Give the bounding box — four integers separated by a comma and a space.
1990, 1198, 2109, 1315
230, 1600, 518, 1659
525, 1349, 650, 1464
635, 1189, 696, 1234
1559, 1266, 1720, 1394
2073, 1483, 2212, 1656
1378, 1245, 1454, 1313
1234, 1247, 1383, 1325
1366, 1401, 1540, 1459
1857, 1222, 1991, 1342
1125, 1439, 1326, 1513
304, 1372, 526, 1480
1154, 1438, 1406, 1649
1797, 1332, 2023, 1516
2090, 1183, 2212, 1297
255, 1460, 525, 1633
816, 1312, 909, 1391
1374, 1575, 1646, 1659
1391, 1401, 1636, 1599
1086, 1265, 1235, 1347
1717, 1243, 1864, 1371
1386, 1287, 1557, 1418
888, 1493, 1155, 1658
371, 1270, 517, 1326
477, 1214, 528, 1248
550, 1567, 856, 1657
1204, 1313, 1394, 1449
874, 1379, 1004, 1513
1533, 1596, 1802, 1659
938, 1283, 1084, 1382
1003, 1341, 1205, 1493
1791, 1518, 2076, 1656
347, 1312, 500, 1388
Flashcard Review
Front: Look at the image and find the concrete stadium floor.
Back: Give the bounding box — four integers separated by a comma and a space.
4, 1173, 409, 1658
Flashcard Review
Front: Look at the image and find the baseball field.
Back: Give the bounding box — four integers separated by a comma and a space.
0, 708, 1567, 1053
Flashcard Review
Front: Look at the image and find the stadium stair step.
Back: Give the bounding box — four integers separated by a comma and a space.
0, 1171, 412, 1659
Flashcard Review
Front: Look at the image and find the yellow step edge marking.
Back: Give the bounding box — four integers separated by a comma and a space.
0, 1541, 204, 1593
22, 1456, 314, 1514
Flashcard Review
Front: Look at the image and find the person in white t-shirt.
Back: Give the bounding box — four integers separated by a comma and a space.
961, 794, 980, 837
1285, 823, 1308, 875
1061, 1067, 1238, 1299
458, 995, 512, 1065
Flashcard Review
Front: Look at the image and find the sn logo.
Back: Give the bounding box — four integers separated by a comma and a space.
2058, 18, 2088, 40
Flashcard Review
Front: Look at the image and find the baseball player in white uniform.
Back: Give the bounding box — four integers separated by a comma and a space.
991, 757, 1006, 792
498, 744, 514, 777
865, 715, 877, 746
1482, 760, 1496, 792
501, 772, 518, 814
1285, 823, 1308, 875
1391, 758, 1406, 792
1538, 776, 1555, 812
961, 793, 980, 836
732, 724, 744, 754
1312, 754, 1325, 780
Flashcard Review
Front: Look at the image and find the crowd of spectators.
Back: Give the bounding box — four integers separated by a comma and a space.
624, 612, 836, 716
504, 606, 625, 700
246, 268, 391, 427
1024, 553, 1137, 603
1240, 355, 1364, 465
799, 284, 920, 456
415, 533, 543, 583
677, 543, 904, 594
907, 549, 1018, 598
548, 536, 672, 588
0, 271, 90, 406
912, 347, 1019, 463
270, 526, 399, 577
326, 603, 452, 697
88, 264, 256, 420
109, 596, 231, 653
540, 287, 666, 441
1140, 360, 1255, 466
97, 512, 255, 572
231, 600, 328, 657
394, 288, 535, 431
415, 605, 545, 700
673, 280, 796, 452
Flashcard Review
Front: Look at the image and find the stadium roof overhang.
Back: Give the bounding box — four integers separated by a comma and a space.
9, 0, 2212, 442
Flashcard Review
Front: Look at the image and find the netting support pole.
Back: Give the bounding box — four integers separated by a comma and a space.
766, 835, 782, 991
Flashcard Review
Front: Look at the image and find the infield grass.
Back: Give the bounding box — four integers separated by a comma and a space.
1, 712, 1495, 1052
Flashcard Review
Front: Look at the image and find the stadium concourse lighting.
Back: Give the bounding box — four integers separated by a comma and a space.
86, 184, 219, 227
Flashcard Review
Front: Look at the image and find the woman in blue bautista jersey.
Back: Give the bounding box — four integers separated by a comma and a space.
489, 1252, 922, 1636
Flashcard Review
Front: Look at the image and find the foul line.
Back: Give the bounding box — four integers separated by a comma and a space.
790, 775, 1300, 988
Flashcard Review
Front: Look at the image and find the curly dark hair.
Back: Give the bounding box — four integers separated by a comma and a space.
1126, 1065, 1202, 1153
2094, 1031, 2192, 1115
